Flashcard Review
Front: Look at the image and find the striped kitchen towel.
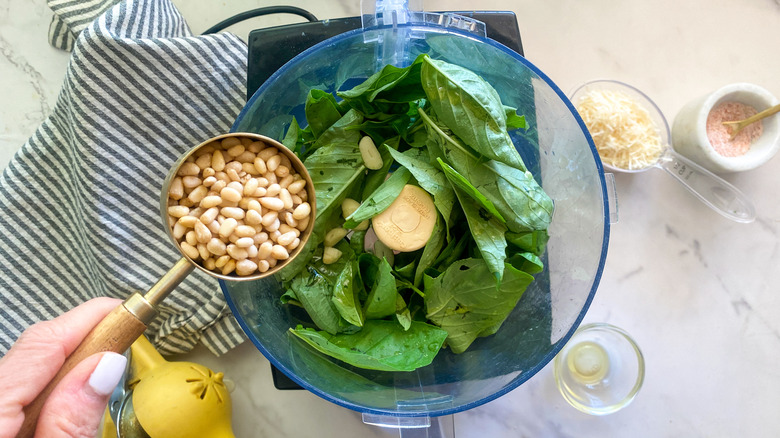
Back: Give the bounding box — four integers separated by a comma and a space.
0, 0, 249, 356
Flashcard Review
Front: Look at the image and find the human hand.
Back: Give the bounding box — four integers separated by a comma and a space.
0, 298, 127, 438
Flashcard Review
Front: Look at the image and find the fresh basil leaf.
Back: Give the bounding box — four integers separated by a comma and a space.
331, 260, 364, 327
413, 213, 446, 287
304, 110, 366, 232
451, 185, 508, 281
289, 320, 447, 371
360, 255, 397, 319
424, 259, 534, 353
420, 56, 527, 171
306, 89, 345, 138
344, 167, 411, 229
504, 106, 527, 130
386, 148, 455, 233
337, 57, 425, 116
349, 229, 367, 254
290, 269, 347, 335
304, 108, 364, 159
281, 116, 302, 154
420, 107, 552, 232
506, 230, 549, 256
506, 252, 544, 275
437, 158, 506, 224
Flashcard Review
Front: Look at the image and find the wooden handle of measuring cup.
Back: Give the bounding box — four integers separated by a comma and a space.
17, 294, 154, 438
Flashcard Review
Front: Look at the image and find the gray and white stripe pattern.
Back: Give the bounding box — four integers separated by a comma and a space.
0, 0, 249, 356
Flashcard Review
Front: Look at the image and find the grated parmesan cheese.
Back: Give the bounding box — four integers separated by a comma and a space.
575, 89, 664, 170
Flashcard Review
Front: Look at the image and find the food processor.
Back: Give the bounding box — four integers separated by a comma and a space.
222, 0, 614, 435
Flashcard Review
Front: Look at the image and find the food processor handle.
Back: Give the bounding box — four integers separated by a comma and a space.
657, 149, 756, 223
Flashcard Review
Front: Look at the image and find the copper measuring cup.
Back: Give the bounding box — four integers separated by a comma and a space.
19, 133, 315, 436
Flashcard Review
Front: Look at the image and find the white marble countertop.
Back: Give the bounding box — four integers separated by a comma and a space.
2, 0, 779, 436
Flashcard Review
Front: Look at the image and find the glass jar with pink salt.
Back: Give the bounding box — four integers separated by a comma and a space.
705, 101, 763, 157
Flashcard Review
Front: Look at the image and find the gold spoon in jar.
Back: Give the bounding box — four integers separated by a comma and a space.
18, 132, 315, 437
722, 103, 780, 140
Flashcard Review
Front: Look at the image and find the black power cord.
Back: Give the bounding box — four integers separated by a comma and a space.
202, 6, 318, 35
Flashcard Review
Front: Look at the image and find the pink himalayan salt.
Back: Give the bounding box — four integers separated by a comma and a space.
706, 101, 763, 157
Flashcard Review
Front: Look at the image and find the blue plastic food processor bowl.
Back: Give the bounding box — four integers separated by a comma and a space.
223, 7, 610, 423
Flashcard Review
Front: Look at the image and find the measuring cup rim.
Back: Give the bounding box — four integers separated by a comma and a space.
160, 132, 317, 282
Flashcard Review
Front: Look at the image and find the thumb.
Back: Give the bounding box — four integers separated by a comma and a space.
34, 352, 127, 438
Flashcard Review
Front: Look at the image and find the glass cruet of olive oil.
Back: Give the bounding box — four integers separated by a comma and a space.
553, 323, 645, 415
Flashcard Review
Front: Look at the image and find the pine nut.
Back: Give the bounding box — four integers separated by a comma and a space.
278, 174, 294, 189
203, 176, 217, 187
236, 151, 256, 163
323, 247, 342, 264
275, 165, 290, 178
221, 259, 236, 275
188, 185, 208, 204
266, 218, 281, 232
219, 217, 238, 238
246, 199, 263, 214
195, 153, 211, 170
296, 216, 310, 232
234, 237, 254, 248
287, 179, 306, 195
221, 207, 245, 220
203, 258, 217, 270
177, 162, 200, 176
177, 216, 198, 228
194, 221, 212, 243
235, 225, 256, 238
260, 197, 284, 211
207, 238, 227, 256
277, 231, 297, 246
258, 148, 278, 161
182, 176, 202, 189
200, 196, 222, 209
248, 141, 265, 153
265, 183, 281, 197
185, 231, 198, 246
197, 243, 210, 260
245, 209, 262, 225
226, 144, 245, 157
266, 154, 281, 172
359, 136, 383, 169
244, 178, 259, 195
236, 259, 258, 276
168, 205, 189, 218
257, 241, 273, 260
202, 168, 216, 178
258, 259, 270, 273
261, 211, 278, 227
287, 238, 301, 251
215, 254, 230, 268
211, 150, 226, 171
324, 228, 348, 247
292, 202, 311, 220
279, 189, 293, 210
180, 241, 200, 260
169, 177, 184, 200
246, 245, 258, 258
227, 244, 249, 260
253, 232, 269, 245
221, 187, 242, 203
342, 198, 360, 219
271, 244, 289, 260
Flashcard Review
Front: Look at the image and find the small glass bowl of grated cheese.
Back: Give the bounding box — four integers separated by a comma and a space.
569, 79, 756, 223
570, 80, 667, 172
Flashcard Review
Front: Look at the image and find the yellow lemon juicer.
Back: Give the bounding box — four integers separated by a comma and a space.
102, 335, 235, 438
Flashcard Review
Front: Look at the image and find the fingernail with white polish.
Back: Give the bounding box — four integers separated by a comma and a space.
88, 352, 127, 396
